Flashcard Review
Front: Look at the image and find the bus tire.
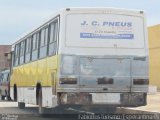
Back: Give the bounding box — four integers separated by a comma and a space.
57, 93, 62, 105
13, 85, 17, 101
18, 102, 25, 109
38, 88, 44, 114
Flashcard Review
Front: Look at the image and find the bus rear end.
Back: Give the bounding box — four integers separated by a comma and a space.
57, 8, 148, 106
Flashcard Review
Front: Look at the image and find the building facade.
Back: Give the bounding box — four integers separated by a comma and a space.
148, 24, 160, 90
0, 45, 11, 71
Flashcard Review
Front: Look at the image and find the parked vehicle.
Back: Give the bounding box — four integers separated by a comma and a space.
0, 69, 10, 100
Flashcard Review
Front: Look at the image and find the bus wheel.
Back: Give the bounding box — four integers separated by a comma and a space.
57, 93, 62, 105
38, 88, 44, 114
13, 85, 17, 101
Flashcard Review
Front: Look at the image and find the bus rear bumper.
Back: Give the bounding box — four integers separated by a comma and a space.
59, 92, 147, 107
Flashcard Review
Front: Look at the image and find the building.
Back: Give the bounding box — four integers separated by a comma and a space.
148, 24, 160, 90
0, 45, 11, 71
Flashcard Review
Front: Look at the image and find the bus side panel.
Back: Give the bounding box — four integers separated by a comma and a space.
23, 62, 38, 104
37, 59, 48, 86
10, 66, 24, 101
45, 55, 59, 107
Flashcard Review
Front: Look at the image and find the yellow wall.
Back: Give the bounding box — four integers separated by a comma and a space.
148, 25, 160, 89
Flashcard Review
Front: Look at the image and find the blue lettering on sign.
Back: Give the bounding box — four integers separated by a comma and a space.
92, 21, 99, 26
80, 33, 134, 39
81, 21, 132, 27
81, 21, 88, 26
102, 22, 132, 27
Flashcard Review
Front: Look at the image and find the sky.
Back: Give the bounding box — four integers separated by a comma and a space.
0, 0, 159, 45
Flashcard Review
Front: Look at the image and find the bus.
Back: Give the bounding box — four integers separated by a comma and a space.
0, 69, 10, 100
9, 8, 149, 113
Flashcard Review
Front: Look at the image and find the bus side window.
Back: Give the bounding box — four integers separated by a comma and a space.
14, 44, 20, 66
19, 41, 25, 64
25, 37, 31, 63
11, 51, 15, 74
39, 27, 48, 59
31, 33, 39, 61
48, 20, 58, 56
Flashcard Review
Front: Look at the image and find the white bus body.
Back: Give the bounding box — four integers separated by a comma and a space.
58, 8, 148, 106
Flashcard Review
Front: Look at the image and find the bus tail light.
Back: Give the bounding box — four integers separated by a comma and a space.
133, 79, 149, 85
97, 77, 114, 84
60, 77, 77, 84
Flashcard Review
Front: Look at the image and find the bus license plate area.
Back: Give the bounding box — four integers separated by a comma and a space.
91, 93, 120, 104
